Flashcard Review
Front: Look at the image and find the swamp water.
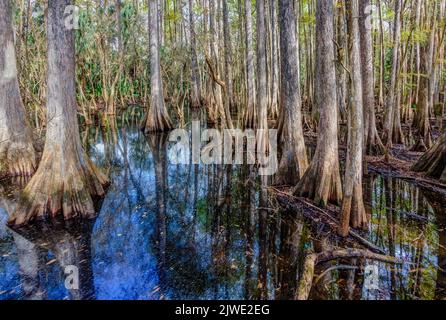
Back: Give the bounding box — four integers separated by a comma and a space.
0, 115, 445, 300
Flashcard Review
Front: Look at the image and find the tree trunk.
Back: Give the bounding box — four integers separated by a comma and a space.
143, 0, 173, 133
382, 0, 402, 147
208, 0, 231, 128
412, 131, 446, 183
339, 0, 367, 237
294, 0, 342, 207
359, 0, 385, 156
269, 0, 279, 119
276, 0, 308, 184
256, 0, 269, 152
412, 9, 434, 151
222, 0, 233, 111
243, 0, 257, 129
0, 0, 36, 177
392, 82, 405, 144
335, 5, 348, 122
8, 0, 108, 226
377, 0, 385, 109
188, 0, 201, 109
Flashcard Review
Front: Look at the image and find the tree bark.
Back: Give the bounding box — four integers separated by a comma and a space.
335, 5, 348, 122
382, 0, 402, 147
377, 0, 385, 109
256, 0, 269, 152
412, 5, 434, 151
188, 0, 201, 109
412, 131, 446, 183
339, 0, 367, 237
269, 0, 279, 119
294, 0, 342, 207
143, 0, 173, 133
8, 0, 108, 226
222, 0, 233, 111
359, 0, 385, 156
207, 0, 232, 128
243, 0, 257, 129
0, 0, 36, 177
276, 0, 308, 184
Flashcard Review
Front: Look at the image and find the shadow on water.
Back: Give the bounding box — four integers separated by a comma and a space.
1, 112, 446, 300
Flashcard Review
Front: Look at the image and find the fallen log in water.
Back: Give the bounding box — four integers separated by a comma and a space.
271, 188, 405, 300
273, 189, 385, 254
367, 157, 446, 195
296, 249, 403, 300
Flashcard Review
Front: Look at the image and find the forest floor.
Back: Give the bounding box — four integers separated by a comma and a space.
302, 120, 446, 196
270, 122, 446, 266
366, 141, 446, 196
270, 136, 441, 299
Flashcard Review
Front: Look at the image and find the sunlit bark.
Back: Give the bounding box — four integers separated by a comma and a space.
9, 0, 108, 226
0, 0, 36, 177
294, 0, 342, 206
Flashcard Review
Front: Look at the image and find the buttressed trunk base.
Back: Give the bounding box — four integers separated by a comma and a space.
0, 0, 36, 178
294, 0, 342, 207
276, 0, 308, 185
143, 0, 173, 133
0, 126, 36, 178
8, 0, 108, 226
412, 132, 446, 183
8, 148, 108, 226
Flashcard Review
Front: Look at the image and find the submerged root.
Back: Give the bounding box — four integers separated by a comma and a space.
8, 152, 108, 226
0, 141, 36, 178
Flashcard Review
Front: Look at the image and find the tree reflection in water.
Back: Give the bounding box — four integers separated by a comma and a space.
0, 121, 446, 300
1, 182, 95, 300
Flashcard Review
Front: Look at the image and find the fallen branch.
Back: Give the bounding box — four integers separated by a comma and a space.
273, 189, 385, 254
367, 158, 446, 195
204, 52, 226, 90
296, 249, 403, 300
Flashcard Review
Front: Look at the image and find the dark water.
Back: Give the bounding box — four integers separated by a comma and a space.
1, 115, 446, 300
